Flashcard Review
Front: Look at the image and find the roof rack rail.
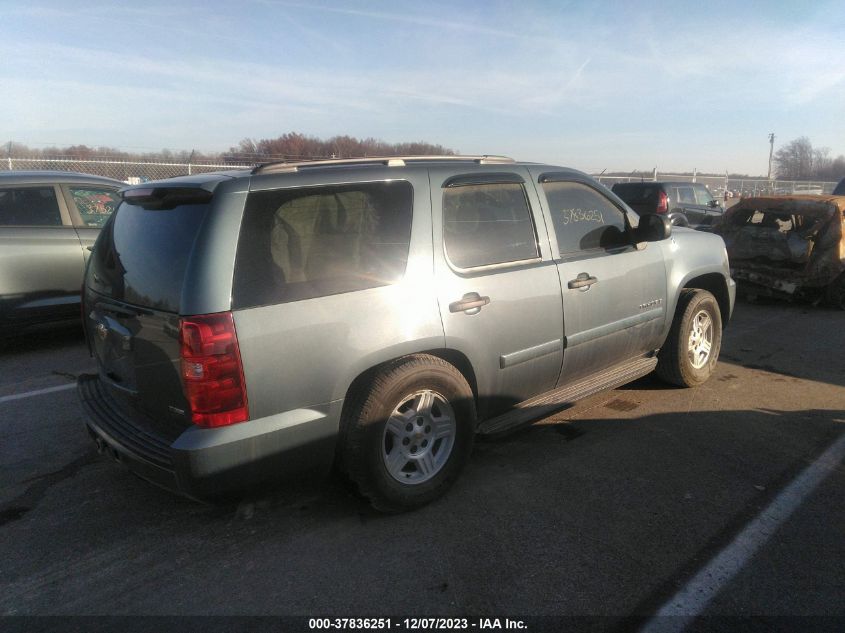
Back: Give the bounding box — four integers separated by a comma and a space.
251, 155, 515, 175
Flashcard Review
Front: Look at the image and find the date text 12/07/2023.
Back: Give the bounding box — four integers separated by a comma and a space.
308, 617, 528, 630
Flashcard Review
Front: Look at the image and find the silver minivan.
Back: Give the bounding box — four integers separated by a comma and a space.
78, 156, 735, 512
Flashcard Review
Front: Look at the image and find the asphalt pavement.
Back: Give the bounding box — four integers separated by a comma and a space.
0, 300, 843, 632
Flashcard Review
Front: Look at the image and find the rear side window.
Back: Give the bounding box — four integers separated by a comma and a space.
0, 186, 62, 226
69, 186, 120, 227
233, 181, 413, 308
671, 186, 696, 204
542, 181, 628, 254
442, 183, 538, 268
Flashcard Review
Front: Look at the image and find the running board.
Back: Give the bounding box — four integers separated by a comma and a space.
476, 355, 658, 435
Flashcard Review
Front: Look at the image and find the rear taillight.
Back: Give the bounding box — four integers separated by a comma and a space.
656, 190, 669, 214
179, 312, 249, 428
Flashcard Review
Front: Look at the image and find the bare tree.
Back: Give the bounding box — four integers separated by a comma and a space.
772, 137, 845, 180
773, 137, 814, 179
829, 155, 845, 181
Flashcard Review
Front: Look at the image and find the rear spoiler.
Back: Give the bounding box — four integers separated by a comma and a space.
121, 187, 213, 210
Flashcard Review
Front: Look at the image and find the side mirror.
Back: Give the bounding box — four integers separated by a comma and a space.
708, 199, 720, 209
635, 213, 672, 242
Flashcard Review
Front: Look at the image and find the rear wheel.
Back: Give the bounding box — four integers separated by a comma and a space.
657, 289, 722, 387
340, 355, 475, 513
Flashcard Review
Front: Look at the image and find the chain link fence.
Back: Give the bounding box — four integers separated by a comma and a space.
3, 157, 839, 195
595, 171, 838, 198
1, 157, 255, 183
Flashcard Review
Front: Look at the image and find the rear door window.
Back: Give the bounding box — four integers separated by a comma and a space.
442, 182, 539, 268
233, 181, 413, 308
67, 186, 120, 227
0, 186, 63, 226
673, 186, 696, 204
541, 181, 628, 254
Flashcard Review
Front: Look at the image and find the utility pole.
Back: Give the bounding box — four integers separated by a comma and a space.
767, 133, 775, 180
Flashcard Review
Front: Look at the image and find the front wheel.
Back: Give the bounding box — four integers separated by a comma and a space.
656, 289, 722, 387
339, 355, 475, 513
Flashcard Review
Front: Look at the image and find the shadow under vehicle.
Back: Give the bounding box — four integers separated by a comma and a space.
715, 195, 845, 309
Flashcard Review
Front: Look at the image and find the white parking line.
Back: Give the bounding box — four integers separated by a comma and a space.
640, 431, 845, 633
0, 383, 76, 404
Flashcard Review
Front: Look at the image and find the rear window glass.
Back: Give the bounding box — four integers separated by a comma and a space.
88, 200, 210, 312
729, 208, 819, 233
232, 181, 413, 308
611, 184, 659, 203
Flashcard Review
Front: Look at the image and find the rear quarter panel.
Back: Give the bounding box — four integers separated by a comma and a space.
231, 169, 444, 421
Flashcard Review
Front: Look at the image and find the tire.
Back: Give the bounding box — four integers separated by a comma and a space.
340, 354, 475, 513
656, 289, 722, 387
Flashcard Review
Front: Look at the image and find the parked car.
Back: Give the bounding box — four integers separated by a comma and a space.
715, 195, 845, 309
791, 184, 824, 195
611, 181, 724, 230
77, 156, 735, 512
0, 171, 122, 340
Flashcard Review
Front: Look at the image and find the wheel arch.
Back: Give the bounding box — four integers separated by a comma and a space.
682, 272, 731, 328
341, 348, 478, 412
337, 348, 479, 445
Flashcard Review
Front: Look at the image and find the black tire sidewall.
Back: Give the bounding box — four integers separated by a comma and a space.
679, 292, 722, 385
348, 358, 475, 511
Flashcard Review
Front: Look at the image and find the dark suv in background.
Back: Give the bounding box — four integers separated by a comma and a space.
0, 171, 122, 340
611, 181, 724, 230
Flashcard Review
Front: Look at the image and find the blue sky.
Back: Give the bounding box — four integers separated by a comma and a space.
1, 0, 844, 175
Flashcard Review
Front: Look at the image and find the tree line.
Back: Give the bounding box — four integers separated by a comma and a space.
773, 137, 844, 181
4, 133, 456, 164
8, 134, 843, 181
224, 133, 455, 162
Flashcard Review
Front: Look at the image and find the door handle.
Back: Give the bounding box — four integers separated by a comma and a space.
449, 292, 490, 314
568, 273, 598, 290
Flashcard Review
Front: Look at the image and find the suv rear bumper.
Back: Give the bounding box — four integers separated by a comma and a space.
77, 374, 341, 499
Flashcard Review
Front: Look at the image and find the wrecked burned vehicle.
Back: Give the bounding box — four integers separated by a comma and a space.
716, 195, 845, 309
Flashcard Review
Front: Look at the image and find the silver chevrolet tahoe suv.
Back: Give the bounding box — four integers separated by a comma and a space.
77, 156, 735, 512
